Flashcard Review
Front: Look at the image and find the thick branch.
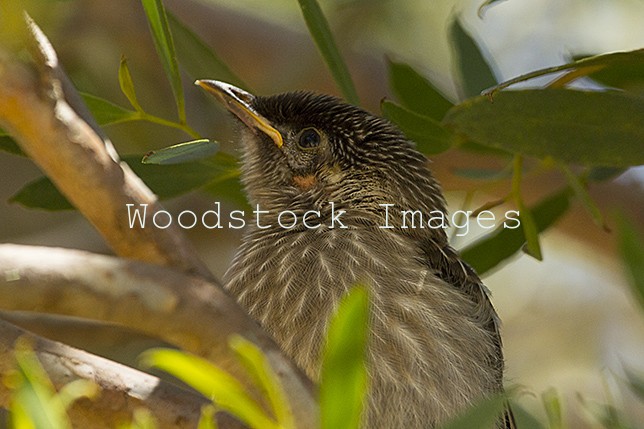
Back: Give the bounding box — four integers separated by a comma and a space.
0, 244, 318, 428
0, 15, 212, 281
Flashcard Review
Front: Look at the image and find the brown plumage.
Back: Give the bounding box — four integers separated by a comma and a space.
198, 80, 515, 428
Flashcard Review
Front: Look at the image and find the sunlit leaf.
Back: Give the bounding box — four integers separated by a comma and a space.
320, 287, 369, 429
461, 188, 572, 275
381, 100, 453, 154
443, 89, 644, 167
198, 404, 218, 429
616, 213, 644, 311
168, 12, 247, 89
296, 0, 359, 105
81, 93, 140, 125
9, 339, 71, 429
141, 348, 279, 429
450, 18, 497, 99
119, 56, 144, 112
230, 336, 294, 429
142, 139, 219, 165
541, 388, 563, 429
140, 0, 186, 122
56, 379, 99, 411
386, 58, 453, 121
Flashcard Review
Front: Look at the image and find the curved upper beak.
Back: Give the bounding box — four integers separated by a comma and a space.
195, 79, 283, 148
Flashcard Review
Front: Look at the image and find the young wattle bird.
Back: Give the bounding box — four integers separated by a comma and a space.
197, 80, 514, 428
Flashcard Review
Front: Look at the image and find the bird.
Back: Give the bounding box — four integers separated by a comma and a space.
197, 79, 515, 429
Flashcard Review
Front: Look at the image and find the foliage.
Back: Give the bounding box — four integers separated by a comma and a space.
0, 0, 642, 427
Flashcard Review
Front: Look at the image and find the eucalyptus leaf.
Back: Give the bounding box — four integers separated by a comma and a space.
141, 348, 279, 429
80, 93, 140, 125
381, 100, 453, 154
296, 0, 359, 105
142, 139, 219, 165
443, 89, 644, 167
386, 58, 453, 121
461, 188, 572, 275
168, 12, 247, 89
0, 135, 25, 156
320, 287, 369, 429
140, 0, 186, 122
616, 213, 644, 311
450, 19, 497, 99
118, 56, 143, 112
10, 154, 235, 211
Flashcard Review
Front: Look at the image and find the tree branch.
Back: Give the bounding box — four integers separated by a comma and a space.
0, 244, 318, 428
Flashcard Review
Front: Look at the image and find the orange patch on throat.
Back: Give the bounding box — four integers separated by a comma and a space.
292, 174, 317, 190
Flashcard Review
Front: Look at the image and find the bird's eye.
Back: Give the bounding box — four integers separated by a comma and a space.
298, 128, 321, 149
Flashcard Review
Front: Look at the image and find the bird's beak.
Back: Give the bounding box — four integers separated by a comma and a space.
195, 79, 283, 148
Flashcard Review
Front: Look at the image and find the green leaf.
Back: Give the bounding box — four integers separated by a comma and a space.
541, 388, 564, 429
587, 167, 625, 182
461, 188, 572, 275
437, 393, 508, 429
478, 0, 509, 18
9, 339, 71, 429
386, 58, 454, 121
320, 287, 369, 429
624, 368, 644, 401
168, 12, 247, 89
141, 348, 279, 429
561, 165, 608, 230
140, 0, 186, 122
198, 404, 218, 429
579, 50, 644, 93
443, 89, 644, 167
485, 48, 644, 96
381, 100, 453, 154
10, 154, 237, 211
296, 0, 359, 105
10, 177, 75, 210
229, 336, 294, 429
119, 56, 144, 112
509, 401, 545, 429
0, 135, 26, 156
142, 139, 219, 165
450, 19, 497, 99
451, 167, 511, 181
616, 213, 644, 311
81, 93, 140, 125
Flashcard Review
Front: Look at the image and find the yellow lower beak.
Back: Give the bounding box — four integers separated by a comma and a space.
195, 80, 283, 148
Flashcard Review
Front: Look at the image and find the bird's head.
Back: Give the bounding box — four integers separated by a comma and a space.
197, 80, 446, 222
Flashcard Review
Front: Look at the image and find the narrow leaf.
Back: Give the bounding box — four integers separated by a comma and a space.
541, 388, 564, 429
450, 19, 497, 99
142, 349, 278, 429
616, 213, 644, 311
624, 368, 644, 400
0, 135, 26, 156
140, 0, 186, 122
478, 0, 509, 18
561, 166, 608, 231
443, 89, 644, 167
578, 50, 644, 93
198, 404, 218, 429
229, 336, 294, 429
297, 0, 359, 105
81, 93, 140, 125
485, 48, 644, 97
142, 139, 219, 165
461, 188, 572, 275
168, 12, 247, 89
320, 287, 369, 429
381, 100, 453, 154
119, 56, 144, 112
10, 154, 236, 211
386, 58, 453, 121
